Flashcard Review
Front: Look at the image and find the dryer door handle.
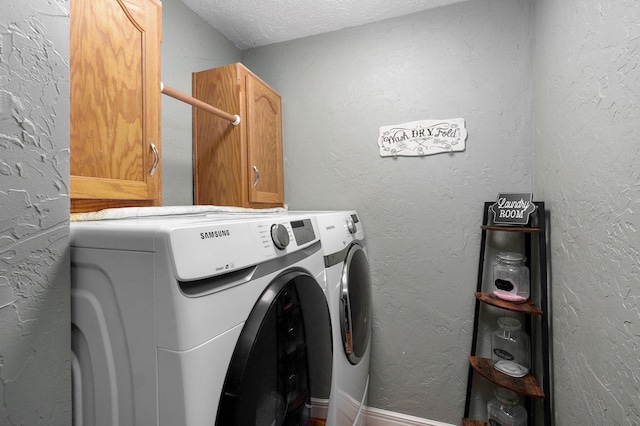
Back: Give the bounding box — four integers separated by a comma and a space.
339, 244, 372, 366
339, 292, 353, 356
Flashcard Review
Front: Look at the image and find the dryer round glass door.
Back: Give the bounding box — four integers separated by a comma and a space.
216, 270, 333, 426
339, 244, 372, 365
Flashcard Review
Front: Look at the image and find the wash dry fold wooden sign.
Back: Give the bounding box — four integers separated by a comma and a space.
378, 118, 467, 157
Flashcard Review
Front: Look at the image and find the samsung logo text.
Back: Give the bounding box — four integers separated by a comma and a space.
200, 229, 231, 239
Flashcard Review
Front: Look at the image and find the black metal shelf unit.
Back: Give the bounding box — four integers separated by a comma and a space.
463, 201, 553, 426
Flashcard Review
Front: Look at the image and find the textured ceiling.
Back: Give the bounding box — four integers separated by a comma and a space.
179, 0, 467, 50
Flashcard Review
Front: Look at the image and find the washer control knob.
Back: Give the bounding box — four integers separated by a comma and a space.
271, 224, 290, 250
346, 218, 357, 235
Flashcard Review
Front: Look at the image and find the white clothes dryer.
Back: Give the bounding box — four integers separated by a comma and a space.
307, 211, 372, 426
71, 212, 333, 426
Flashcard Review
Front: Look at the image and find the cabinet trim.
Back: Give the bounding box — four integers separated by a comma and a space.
71, 176, 148, 199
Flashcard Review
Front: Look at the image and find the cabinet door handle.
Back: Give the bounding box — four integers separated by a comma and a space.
150, 142, 159, 176
252, 165, 260, 187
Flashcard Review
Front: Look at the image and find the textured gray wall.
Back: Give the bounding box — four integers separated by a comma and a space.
0, 0, 71, 423
243, 0, 534, 423
4, 0, 637, 424
161, 0, 241, 206
534, 1, 640, 425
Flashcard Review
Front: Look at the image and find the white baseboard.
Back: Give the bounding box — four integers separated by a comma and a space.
364, 407, 456, 426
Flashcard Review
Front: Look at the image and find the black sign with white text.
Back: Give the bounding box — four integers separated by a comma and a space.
490, 193, 535, 225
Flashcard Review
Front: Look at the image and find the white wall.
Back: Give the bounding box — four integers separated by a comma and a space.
534, 1, 640, 424
0, 0, 71, 423
243, 0, 534, 423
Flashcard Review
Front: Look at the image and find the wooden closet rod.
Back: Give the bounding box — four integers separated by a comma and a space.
160, 82, 241, 126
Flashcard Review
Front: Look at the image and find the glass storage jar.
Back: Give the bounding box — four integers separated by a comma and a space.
491, 317, 530, 377
487, 388, 527, 426
493, 252, 529, 303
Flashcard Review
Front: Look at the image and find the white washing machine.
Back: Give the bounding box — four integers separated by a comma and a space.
300, 211, 372, 426
71, 212, 333, 426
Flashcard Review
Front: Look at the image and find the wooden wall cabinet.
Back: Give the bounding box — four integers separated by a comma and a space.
192, 63, 284, 209
70, 0, 162, 213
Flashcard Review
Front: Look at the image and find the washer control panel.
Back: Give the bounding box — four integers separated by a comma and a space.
165, 216, 319, 281
290, 219, 316, 246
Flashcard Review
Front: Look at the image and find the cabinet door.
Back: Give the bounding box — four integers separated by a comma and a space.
192, 65, 244, 207
70, 0, 162, 213
245, 75, 284, 205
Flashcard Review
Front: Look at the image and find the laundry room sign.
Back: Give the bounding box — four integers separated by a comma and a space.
378, 118, 467, 157
490, 193, 536, 225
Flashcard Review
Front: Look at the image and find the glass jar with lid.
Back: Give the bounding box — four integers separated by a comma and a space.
487, 388, 527, 426
491, 317, 530, 377
493, 252, 529, 303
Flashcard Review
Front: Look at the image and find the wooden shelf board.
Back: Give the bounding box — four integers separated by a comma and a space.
462, 419, 487, 426
481, 225, 541, 233
468, 356, 545, 399
475, 292, 543, 316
